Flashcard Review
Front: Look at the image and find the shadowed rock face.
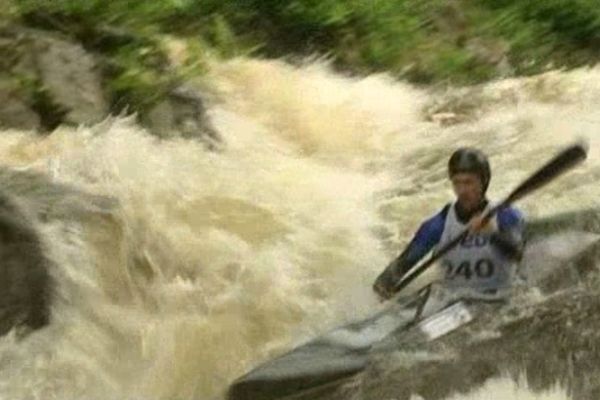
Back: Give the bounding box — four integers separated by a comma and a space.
0, 191, 50, 335
0, 167, 122, 338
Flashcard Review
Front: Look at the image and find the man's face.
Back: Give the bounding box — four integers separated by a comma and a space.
451, 172, 483, 211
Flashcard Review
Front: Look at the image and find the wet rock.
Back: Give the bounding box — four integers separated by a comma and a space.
428, 112, 465, 126
0, 22, 221, 144
0, 166, 134, 338
0, 77, 40, 130
31, 31, 109, 125
0, 24, 108, 131
465, 37, 514, 77
144, 85, 222, 148
0, 190, 50, 335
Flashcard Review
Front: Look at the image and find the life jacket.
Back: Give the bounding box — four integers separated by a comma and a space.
436, 201, 515, 293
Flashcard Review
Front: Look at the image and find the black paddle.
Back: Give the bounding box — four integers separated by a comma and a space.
389, 141, 589, 297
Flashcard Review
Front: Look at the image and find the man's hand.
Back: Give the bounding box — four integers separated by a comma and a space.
467, 212, 497, 234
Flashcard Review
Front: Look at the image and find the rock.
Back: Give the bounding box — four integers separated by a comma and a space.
0, 166, 133, 338
144, 85, 222, 149
30, 31, 109, 125
0, 23, 220, 141
0, 77, 40, 130
429, 112, 464, 126
0, 24, 109, 131
465, 37, 514, 77
0, 190, 50, 336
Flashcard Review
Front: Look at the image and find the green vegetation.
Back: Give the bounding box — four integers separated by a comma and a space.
7, 0, 600, 112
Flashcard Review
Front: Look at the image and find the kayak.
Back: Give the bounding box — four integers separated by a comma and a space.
227, 209, 600, 400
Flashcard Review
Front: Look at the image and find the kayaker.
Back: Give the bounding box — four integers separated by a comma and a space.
373, 147, 525, 301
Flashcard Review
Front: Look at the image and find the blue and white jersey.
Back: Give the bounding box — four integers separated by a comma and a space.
437, 201, 511, 291
400, 201, 525, 292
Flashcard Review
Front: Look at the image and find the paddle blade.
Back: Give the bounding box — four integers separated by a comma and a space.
505, 141, 588, 204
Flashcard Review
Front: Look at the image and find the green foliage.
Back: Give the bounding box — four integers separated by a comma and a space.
157, 0, 600, 84
7, 0, 600, 98
106, 43, 174, 113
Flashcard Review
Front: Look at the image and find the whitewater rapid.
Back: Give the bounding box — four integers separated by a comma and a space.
0, 58, 597, 399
